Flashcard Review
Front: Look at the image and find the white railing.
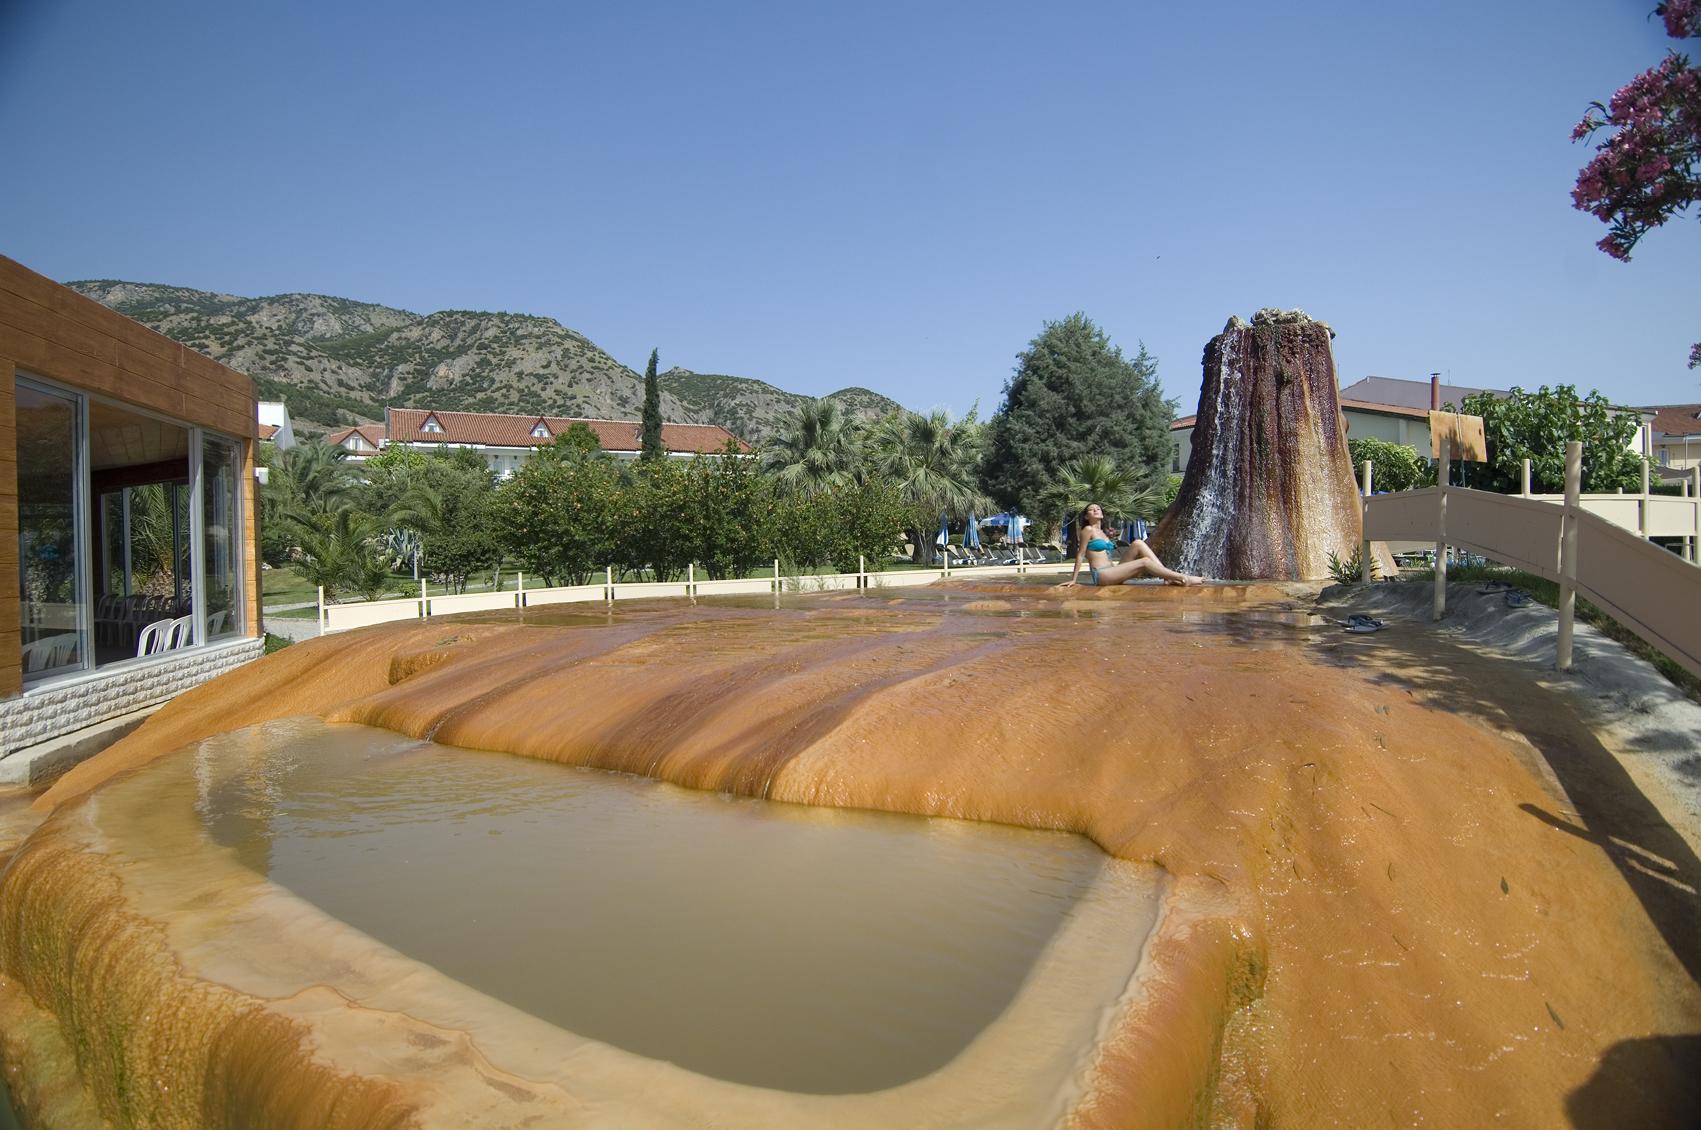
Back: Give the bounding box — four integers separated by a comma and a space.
1362, 444, 1701, 678
316, 556, 1070, 635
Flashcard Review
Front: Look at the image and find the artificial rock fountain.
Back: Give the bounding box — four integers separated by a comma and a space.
1152, 309, 1362, 580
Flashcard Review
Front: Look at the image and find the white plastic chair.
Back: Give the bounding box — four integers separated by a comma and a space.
165, 614, 195, 650
24, 633, 79, 672
207, 610, 228, 636
136, 619, 172, 657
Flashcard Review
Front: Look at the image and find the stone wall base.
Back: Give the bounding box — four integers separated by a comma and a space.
0, 638, 264, 766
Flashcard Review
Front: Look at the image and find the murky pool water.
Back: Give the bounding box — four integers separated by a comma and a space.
92, 718, 1158, 1099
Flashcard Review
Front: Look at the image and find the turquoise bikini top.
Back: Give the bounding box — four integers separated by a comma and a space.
1086, 538, 1116, 552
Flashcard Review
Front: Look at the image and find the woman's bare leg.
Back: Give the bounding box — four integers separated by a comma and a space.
1111, 540, 1203, 585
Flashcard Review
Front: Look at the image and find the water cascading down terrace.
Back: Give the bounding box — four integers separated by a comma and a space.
1153, 308, 1362, 580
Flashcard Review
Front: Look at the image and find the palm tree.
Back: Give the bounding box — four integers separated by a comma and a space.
1040, 454, 1163, 533
266, 441, 353, 519
761, 400, 864, 496
866, 409, 990, 564
286, 504, 397, 601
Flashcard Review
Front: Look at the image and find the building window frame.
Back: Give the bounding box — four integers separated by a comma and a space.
14, 370, 247, 691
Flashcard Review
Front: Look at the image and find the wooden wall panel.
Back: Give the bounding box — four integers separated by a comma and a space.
242, 438, 262, 639
0, 358, 17, 697
0, 256, 256, 433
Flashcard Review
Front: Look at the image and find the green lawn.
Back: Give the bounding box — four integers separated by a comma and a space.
260, 567, 319, 604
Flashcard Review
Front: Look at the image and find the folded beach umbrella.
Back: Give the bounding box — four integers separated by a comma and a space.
965, 513, 980, 549
936, 513, 949, 547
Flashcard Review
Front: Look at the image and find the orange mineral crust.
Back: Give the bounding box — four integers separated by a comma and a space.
16, 584, 1701, 1127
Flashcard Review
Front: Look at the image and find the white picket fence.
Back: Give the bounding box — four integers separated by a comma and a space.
317, 558, 1073, 635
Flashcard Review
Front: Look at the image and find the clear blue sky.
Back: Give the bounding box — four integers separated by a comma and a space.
3, 0, 1696, 417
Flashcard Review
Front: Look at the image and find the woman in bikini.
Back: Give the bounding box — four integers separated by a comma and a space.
1059, 502, 1204, 588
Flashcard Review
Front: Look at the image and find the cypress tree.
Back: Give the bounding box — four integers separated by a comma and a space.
981, 314, 1175, 517
640, 348, 664, 462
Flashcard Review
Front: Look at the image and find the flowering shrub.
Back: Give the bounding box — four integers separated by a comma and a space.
1572, 3, 1700, 365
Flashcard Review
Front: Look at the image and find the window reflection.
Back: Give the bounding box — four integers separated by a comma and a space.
17, 383, 83, 679
201, 435, 241, 639
89, 400, 192, 664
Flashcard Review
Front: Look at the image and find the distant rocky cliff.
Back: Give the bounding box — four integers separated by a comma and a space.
68, 280, 903, 443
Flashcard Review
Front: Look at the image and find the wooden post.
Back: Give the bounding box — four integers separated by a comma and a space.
1557, 440, 1581, 671
1433, 437, 1450, 621
1691, 467, 1700, 563
1360, 459, 1374, 583
1640, 424, 1652, 539
1520, 458, 1531, 497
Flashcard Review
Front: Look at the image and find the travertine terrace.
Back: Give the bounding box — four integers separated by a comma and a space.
1, 582, 1696, 1127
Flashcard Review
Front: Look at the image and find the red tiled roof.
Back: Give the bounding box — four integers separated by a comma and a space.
257, 423, 279, 441
1644, 404, 1701, 438
325, 424, 386, 450
386, 408, 749, 454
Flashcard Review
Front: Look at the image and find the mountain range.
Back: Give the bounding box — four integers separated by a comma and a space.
67, 280, 904, 444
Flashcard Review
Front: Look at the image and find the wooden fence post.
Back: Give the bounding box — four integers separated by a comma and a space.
1557, 440, 1582, 671
1640, 424, 1652, 539
1692, 467, 1700, 563
1433, 437, 1450, 621
1360, 459, 1374, 583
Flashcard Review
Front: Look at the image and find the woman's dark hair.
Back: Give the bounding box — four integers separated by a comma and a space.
1066, 503, 1099, 559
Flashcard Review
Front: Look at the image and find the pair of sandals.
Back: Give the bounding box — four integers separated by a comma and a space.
1339, 613, 1384, 634
1480, 581, 1534, 608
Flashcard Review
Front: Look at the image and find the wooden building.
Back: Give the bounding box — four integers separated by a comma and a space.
0, 256, 264, 779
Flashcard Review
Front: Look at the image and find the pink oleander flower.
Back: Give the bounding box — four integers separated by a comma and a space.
1662, 1, 1700, 39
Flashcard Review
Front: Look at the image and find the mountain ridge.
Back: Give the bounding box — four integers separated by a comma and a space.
67, 279, 905, 444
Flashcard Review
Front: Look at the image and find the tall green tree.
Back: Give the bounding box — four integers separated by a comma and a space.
640, 348, 665, 462
866, 409, 989, 564
761, 399, 864, 496
496, 456, 621, 586
981, 314, 1175, 518
1454, 386, 1645, 493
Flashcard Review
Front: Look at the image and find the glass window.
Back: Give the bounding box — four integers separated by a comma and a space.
17, 381, 85, 680
14, 374, 246, 683
200, 434, 242, 641
89, 399, 192, 666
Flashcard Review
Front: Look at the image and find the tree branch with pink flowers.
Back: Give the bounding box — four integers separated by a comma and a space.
1572, 2, 1701, 367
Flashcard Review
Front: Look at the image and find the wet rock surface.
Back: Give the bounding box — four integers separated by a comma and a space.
2, 582, 1697, 1128
1154, 312, 1361, 580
